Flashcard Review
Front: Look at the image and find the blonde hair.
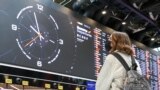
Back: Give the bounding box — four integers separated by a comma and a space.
109, 31, 134, 55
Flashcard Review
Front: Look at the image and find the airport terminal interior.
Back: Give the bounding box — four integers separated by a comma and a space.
0, 0, 160, 90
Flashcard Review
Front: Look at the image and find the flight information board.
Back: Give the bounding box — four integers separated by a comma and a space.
0, 0, 108, 80
0, 1, 159, 90
132, 44, 160, 90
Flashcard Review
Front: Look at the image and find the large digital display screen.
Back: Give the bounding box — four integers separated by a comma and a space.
0, 0, 108, 80
132, 44, 160, 90
1, 1, 159, 89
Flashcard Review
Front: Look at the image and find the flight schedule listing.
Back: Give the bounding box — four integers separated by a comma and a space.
75, 21, 107, 79
132, 44, 160, 90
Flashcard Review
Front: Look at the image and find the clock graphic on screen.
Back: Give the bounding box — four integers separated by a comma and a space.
11, 4, 64, 67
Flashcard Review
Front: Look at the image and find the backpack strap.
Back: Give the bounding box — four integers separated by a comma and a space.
131, 56, 138, 70
112, 52, 138, 71
112, 52, 130, 71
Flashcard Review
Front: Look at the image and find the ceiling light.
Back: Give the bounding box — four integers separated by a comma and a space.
101, 10, 107, 15
101, 5, 108, 15
122, 21, 126, 25
151, 38, 155, 41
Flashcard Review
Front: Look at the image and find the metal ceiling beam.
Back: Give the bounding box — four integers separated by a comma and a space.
115, 0, 159, 32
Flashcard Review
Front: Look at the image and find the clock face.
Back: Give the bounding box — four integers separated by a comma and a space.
11, 4, 65, 67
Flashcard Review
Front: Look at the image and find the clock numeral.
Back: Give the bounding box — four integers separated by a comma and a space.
37, 4, 43, 11
59, 39, 63, 45
37, 61, 42, 67
11, 24, 17, 31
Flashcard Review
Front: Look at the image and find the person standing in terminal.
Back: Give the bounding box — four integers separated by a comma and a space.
96, 31, 142, 90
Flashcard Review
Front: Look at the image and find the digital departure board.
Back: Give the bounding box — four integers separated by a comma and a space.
0, 1, 159, 89
132, 44, 160, 90
0, 0, 108, 80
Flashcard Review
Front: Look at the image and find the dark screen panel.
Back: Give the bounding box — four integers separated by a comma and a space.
0, 0, 108, 80
0, 1, 160, 90
132, 44, 160, 90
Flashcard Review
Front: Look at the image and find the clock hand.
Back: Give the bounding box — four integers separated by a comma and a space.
34, 12, 42, 41
30, 25, 44, 39
49, 40, 55, 44
24, 35, 39, 47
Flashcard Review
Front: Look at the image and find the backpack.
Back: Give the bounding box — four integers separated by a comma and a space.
112, 52, 151, 90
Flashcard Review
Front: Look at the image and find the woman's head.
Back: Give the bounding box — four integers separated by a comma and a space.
109, 31, 134, 55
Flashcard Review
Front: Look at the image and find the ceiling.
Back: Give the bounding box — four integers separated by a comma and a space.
54, 0, 160, 48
